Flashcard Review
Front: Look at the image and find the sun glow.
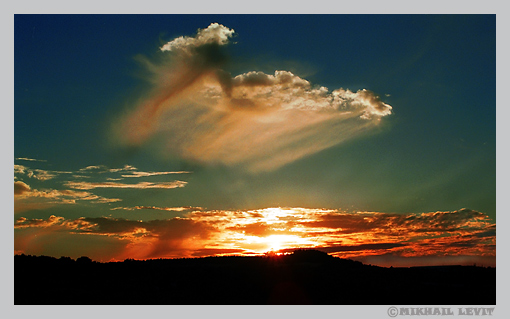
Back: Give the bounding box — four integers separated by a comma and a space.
263, 234, 311, 251
236, 233, 314, 253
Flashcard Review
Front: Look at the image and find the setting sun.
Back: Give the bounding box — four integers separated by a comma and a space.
264, 234, 309, 251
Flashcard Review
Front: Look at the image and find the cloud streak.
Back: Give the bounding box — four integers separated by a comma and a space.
121, 170, 191, 178
65, 181, 187, 190
15, 157, 47, 162
111, 206, 203, 212
112, 23, 392, 172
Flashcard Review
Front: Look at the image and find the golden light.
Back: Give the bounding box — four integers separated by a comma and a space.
262, 234, 313, 252
264, 235, 292, 251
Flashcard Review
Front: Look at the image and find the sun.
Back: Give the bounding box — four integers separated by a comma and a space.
264, 234, 310, 252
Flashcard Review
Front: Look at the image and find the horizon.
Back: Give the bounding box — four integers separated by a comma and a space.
13, 248, 497, 269
14, 15, 495, 268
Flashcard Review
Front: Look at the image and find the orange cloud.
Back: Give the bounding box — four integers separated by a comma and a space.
14, 207, 495, 266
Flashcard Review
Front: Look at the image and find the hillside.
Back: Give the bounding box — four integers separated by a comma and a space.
14, 250, 496, 305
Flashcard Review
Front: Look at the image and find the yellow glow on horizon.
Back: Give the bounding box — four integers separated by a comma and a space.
264, 234, 311, 251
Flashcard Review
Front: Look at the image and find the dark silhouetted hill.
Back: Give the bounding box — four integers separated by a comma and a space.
14, 250, 495, 305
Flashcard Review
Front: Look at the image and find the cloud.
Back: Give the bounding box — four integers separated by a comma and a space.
65, 181, 187, 190
15, 215, 65, 228
75, 164, 190, 179
14, 181, 31, 195
14, 180, 122, 213
78, 164, 136, 173
13, 162, 189, 214
14, 164, 71, 181
14, 207, 494, 264
75, 216, 214, 259
121, 170, 191, 178
280, 243, 406, 254
112, 23, 393, 172
79, 165, 107, 172
111, 206, 203, 212
160, 22, 234, 53
16, 157, 47, 162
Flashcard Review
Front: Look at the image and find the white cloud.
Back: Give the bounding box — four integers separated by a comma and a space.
160, 23, 234, 53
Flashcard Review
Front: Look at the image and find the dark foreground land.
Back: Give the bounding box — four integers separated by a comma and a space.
15, 250, 495, 305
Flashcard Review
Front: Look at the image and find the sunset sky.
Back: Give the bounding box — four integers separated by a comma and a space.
14, 14, 496, 267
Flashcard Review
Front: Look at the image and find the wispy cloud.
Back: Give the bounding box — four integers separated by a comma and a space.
112, 23, 393, 172
14, 180, 122, 212
121, 170, 191, 178
14, 164, 72, 181
75, 164, 190, 178
16, 157, 47, 162
15, 215, 65, 228
65, 181, 187, 190
111, 206, 202, 212
14, 207, 495, 264
78, 164, 136, 173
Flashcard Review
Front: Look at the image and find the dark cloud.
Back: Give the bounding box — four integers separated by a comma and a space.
281, 243, 406, 254
14, 181, 31, 196
190, 248, 246, 257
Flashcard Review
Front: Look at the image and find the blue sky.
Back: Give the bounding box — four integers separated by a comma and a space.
13, 14, 496, 264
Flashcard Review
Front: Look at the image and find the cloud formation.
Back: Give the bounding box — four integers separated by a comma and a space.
113, 23, 392, 172
15, 207, 495, 265
14, 162, 188, 213
14, 180, 122, 213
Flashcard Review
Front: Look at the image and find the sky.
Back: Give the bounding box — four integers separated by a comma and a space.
13, 14, 496, 267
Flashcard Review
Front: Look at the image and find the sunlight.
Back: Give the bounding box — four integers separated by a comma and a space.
258, 207, 295, 225
263, 234, 311, 252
